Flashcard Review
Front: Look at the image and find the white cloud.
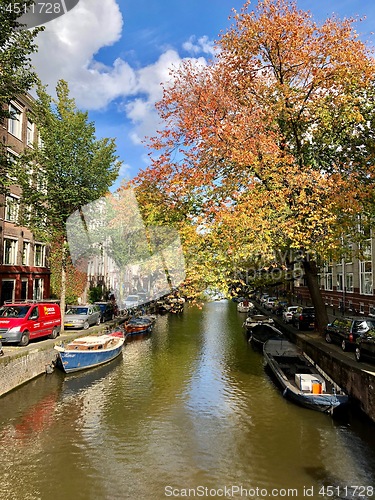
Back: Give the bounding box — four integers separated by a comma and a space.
118, 162, 132, 177
182, 35, 217, 56
32, 0, 132, 108
31, 0, 213, 173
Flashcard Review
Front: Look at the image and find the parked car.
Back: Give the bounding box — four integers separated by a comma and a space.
272, 300, 288, 316
264, 296, 277, 310
291, 306, 315, 330
282, 305, 299, 323
64, 305, 101, 330
124, 295, 140, 310
0, 302, 61, 346
94, 302, 116, 323
355, 328, 375, 363
325, 317, 375, 351
137, 292, 149, 305
259, 294, 269, 304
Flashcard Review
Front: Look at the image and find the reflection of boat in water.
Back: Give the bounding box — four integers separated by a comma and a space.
263, 339, 349, 414
61, 355, 123, 397
54, 331, 125, 373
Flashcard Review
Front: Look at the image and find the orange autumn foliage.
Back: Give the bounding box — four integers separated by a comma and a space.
129, 0, 375, 325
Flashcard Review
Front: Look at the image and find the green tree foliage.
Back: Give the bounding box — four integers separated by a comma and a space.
16, 80, 121, 322
0, 0, 43, 190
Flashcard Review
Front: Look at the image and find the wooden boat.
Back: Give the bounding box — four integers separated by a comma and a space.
124, 315, 155, 336
243, 313, 274, 334
237, 300, 254, 313
263, 339, 349, 414
54, 331, 125, 373
248, 323, 283, 348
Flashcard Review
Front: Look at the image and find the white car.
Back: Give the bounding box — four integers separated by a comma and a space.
282, 306, 299, 323
124, 295, 140, 310
259, 294, 269, 304
264, 297, 277, 310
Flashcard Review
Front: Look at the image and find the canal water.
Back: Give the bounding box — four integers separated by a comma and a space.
0, 300, 374, 500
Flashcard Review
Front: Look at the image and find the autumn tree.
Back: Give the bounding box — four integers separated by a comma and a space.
0, 0, 43, 192
132, 0, 375, 331
16, 80, 120, 326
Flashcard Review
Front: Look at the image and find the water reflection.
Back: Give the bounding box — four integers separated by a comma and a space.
0, 300, 374, 500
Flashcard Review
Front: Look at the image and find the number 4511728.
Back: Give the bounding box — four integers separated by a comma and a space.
318, 485, 374, 497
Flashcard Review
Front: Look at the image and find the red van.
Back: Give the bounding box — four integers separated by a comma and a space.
0, 302, 61, 347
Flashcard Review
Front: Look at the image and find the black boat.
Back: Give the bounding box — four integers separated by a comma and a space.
263, 338, 349, 414
248, 323, 283, 349
243, 313, 274, 342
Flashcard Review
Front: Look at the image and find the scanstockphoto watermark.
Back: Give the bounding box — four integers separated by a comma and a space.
165, 485, 375, 498
3, 0, 80, 28
164, 485, 301, 497
232, 249, 318, 284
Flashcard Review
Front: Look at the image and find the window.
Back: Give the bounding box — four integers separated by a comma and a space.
1, 280, 15, 303
324, 262, 333, 291
346, 273, 354, 293
345, 242, 353, 264
26, 119, 34, 146
6, 149, 19, 182
34, 243, 46, 267
359, 240, 372, 295
29, 306, 39, 320
5, 195, 19, 223
324, 273, 333, 291
21, 279, 28, 300
8, 103, 23, 139
33, 279, 43, 301
336, 273, 343, 292
4, 239, 18, 265
22, 242, 30, 265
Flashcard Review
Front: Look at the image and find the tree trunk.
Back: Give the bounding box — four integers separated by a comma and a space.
302, 259, 328, 333
60, 240, 67, 333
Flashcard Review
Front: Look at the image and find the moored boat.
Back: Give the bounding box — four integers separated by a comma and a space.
243, 313, 274, 336
124, 315, 155, 336
248, 323, 283, 348
237, 300, 254, 313
54, 331, 125, 374
263, 338, 349, 414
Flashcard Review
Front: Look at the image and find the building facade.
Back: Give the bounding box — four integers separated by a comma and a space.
295, 234, 375, 316
0, 94, 50, 304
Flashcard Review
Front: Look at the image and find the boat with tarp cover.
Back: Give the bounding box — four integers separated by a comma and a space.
263, 338, 349, 414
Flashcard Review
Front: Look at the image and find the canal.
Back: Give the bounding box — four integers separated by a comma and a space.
0, 300, 374, 500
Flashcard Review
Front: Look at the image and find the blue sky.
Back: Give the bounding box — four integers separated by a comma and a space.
30, 0, 375, 191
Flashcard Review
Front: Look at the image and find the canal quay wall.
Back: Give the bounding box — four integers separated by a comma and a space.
0, 343, 57, 397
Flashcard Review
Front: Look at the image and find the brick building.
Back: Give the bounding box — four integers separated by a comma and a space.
0, 94, 50, 304
294, 233, 375, 316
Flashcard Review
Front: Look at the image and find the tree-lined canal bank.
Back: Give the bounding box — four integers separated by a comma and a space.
0, 301, 374, 500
